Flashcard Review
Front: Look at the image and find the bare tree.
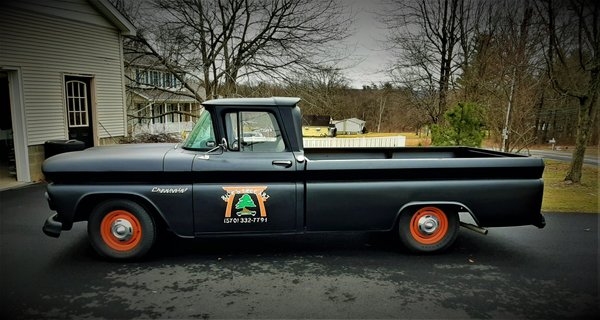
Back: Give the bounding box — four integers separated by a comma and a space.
456, 0, 489, 83
537, 0, 599, 183
498, 2, 536, 152
384, 0, 484, 124
132, 0, 353, 100
284, 66, 351, 118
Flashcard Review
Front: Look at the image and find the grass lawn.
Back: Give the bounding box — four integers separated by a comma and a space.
542, 160, 598, 213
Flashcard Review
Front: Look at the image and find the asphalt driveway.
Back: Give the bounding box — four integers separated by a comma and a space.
0, 184, 598, 319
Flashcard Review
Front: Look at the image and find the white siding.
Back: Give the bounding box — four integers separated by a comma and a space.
0, 2, 126, 145
6, 0, 114, 30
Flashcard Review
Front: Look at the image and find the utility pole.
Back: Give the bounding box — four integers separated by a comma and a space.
502, 70, 517, 152
377, 95, 386, 133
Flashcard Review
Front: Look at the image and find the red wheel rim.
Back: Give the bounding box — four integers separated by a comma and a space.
100, 210, 142, 251
409, 207, 449, 245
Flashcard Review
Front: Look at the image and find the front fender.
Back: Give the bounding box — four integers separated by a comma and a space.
46, 184, 194, 237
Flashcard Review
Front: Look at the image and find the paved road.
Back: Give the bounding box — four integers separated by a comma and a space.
527, 149, 599, 166
1, 185, 598, 319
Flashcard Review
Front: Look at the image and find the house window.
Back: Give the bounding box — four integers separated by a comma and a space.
152, 104, 164, 124
135, 69, 149, 85
150, 71, 161, 86
167, 104, 179, 123
136, 103, 147, 124
135, 68, 183, 89
182, 104, 191, 122
164, 73, 173, 88
65, 80, 89, 127
135, 103, 141, 124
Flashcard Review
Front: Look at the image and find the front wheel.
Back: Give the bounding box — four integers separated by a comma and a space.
88, 199, 156, 260
398, 206, 459, 253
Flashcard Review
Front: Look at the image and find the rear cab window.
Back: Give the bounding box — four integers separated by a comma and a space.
224, 111, 286, 152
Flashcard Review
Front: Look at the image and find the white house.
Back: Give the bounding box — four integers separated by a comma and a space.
125, 55, 204, 136
333, 118, 366, 135
0, 0, 135, 185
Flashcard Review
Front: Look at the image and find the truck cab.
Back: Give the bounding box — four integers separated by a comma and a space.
185, 97, 305, 235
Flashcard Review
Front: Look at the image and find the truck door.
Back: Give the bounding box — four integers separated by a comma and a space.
192, 109, 300, 234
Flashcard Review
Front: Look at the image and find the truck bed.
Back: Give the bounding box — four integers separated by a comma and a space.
303, 146, 543, 180
302, 146, 545, 230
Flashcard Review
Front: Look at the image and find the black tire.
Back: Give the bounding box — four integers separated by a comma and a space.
88, 199, 156, 260
398, 206, 459, 253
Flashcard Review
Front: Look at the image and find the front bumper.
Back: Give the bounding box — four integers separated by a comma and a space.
42, 213, 62, 237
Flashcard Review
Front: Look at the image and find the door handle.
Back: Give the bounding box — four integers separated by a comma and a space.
272, 160, 293, 168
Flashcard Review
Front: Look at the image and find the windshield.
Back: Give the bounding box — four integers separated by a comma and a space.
182, 109, 216, 150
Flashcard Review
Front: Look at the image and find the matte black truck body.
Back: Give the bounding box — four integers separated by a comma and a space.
42, 97, 545, 259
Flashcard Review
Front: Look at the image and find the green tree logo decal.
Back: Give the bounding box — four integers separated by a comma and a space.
235, 194, 257, 216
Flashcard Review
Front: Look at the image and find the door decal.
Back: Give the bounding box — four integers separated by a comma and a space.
221, 186, 270, 223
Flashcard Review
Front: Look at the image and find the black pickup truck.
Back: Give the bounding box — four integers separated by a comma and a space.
42, 97, 545, 259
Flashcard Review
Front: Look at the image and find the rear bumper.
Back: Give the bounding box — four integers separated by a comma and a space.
42, 213, 62, 237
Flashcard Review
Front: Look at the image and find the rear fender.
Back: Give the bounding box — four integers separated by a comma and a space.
394, 201, 480, 228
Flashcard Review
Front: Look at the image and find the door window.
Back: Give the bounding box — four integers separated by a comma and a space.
65, 80, 89, 127
225, 111, 286, 152
65, 76, 94, 147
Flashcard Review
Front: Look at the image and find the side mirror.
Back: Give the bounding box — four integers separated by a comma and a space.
198, 140, 225, 160
199, 139, 230, 161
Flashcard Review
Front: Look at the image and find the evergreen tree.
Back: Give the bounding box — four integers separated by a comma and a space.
431, 103, 486, 147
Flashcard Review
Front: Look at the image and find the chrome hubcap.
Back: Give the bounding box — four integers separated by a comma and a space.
418, 215, 439, 235
111, 219, 133, 241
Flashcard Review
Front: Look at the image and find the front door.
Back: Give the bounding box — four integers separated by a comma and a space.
0, 72, 16, 185
192, 109, 300, 234
65, 76, 94, 147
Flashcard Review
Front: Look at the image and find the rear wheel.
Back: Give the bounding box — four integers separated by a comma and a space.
88, 199, 156, 260
398, 206, 459, 253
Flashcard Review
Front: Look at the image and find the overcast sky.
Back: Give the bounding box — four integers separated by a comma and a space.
342, 0, 393, 88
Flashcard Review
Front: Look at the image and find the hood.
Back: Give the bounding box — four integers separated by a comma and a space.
43, 143, 176, 176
